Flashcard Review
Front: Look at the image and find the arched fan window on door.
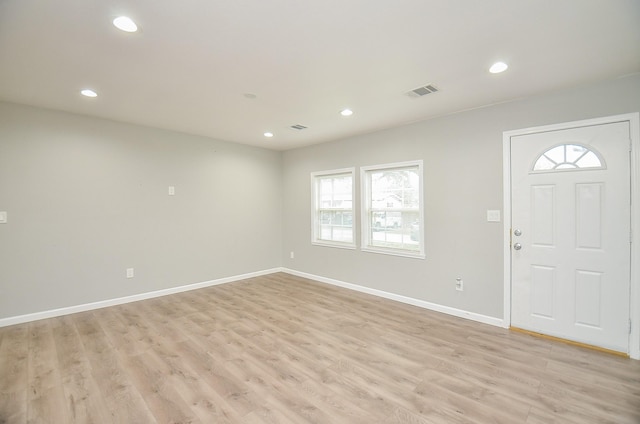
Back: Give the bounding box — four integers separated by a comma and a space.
532, 143, 605, 172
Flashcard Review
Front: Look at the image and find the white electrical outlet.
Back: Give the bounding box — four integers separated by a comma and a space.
487, 210, 501, 222
126, 268, 134, 278
0, 211, 6, 224
168, 186, 175, 196
455, 277, 464, 291
290, 251, 294, 259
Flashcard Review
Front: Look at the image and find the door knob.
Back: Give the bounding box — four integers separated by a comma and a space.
514, 243, 522, 250
514, 229, 522, 236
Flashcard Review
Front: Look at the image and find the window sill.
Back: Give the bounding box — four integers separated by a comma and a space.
312, 241, 357, 250
361, 246, 425, 259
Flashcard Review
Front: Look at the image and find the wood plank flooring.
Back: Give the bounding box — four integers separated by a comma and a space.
1, 272, 639, 423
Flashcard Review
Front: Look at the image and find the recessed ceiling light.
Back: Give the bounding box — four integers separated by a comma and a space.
489, 62, 508, 74
340, 109, 353, 116
80, 89, 98, 98
264, 132, 274, 138
113, 16, 138, 33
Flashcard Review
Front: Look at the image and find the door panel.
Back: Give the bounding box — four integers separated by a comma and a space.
531, 265, 555, 318
511, 121, 631, 353
531, 185, 555, 246
575, 270, 602, 327
576, 183, 602, 249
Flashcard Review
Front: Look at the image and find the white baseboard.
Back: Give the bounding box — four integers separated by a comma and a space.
282, 268, 505, 328
1, 267, 504, 330
0, 268, 282, 328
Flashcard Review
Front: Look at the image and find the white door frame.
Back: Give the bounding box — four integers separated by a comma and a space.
502, 113, 640, 360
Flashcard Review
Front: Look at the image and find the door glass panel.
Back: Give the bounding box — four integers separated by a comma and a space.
544, 145, 565, 163
534, 155, 556, 171
532, 144, 604, 172
566, 144, 588, 162
575, 151, 602, 168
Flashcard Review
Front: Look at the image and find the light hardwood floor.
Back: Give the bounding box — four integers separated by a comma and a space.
1, 272, 639, 423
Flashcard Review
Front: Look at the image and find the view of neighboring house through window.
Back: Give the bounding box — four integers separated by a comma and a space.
311, 168, 355, 248
361, 161, 424, 258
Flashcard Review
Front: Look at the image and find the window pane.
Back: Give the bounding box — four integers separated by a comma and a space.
313, 170, 355, 247
533, 155, 555, 171
575, 151, 602, 168
369, 210, 420, 251
565, 144, 587, 163
319, 175, 353, 208
556, 163, 577, 169
320, 178, 332, 191
333, 176, 351, 194
532, 144, 603, 172
544, 145, 565, 163
362, 162, 423, 257
319, 210, 353, 243
371, 167, 419, 211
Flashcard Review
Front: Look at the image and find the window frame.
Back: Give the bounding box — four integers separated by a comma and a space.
360, 160, 425, 259
531, 143, 606, 173
310, 168, 356, 249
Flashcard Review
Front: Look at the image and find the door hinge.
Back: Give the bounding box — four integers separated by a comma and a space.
629, 319, 633, 335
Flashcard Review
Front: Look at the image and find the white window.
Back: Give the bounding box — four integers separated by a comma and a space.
361, 161, 424, 258
311, 168, 355, 249
532, 143, 605, 172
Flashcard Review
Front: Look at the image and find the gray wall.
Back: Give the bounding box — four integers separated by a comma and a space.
282, 74, 640, 320
0, 102, 282, 319
2, 74, 638, 323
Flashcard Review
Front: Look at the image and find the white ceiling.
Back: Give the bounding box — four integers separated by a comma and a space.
1, 0, 639, 151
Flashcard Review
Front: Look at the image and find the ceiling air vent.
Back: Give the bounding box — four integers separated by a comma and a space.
290, 124, 307, 130
407, 84, 439, 97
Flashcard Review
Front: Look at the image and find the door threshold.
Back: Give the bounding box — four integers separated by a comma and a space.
509, 326, 628, 358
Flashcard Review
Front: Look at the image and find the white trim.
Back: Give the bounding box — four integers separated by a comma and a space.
311, 241, 357, 250
630, 113, 640, 360
530, 142, 606, 173
502, 134, 512, 330
3, 265, 505, 334
0, 268, 282, 328
360, 246, 425, 260
503, 113, 640, 359
310, 167, 356, 249
283, 268, 503, 328
360, 160, 425, 259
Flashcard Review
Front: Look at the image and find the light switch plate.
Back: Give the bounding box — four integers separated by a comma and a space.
168, 186, 175, 196
487, 210, 501, 222
0, 211, 6, 223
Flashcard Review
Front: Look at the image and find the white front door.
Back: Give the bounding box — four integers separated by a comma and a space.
510, 121, 631, 353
